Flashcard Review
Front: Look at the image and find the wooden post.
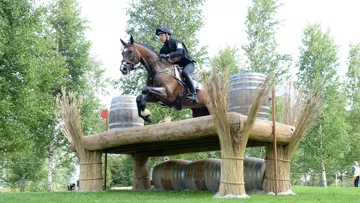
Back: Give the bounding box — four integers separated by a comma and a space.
101, 109, 109, 191
272, 85, 278, 195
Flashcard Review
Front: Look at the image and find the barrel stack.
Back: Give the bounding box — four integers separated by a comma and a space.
152, 158, 265, 192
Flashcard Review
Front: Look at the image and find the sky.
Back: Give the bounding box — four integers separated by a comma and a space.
77, 0, 360, 108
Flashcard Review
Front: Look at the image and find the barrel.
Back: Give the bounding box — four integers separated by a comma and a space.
109, 95, 144, 130
184, 159, 221, 191
227, 73, 270, 120
243, 157, 265, 191
152, 158, 265, 191
152, 160, 190, 190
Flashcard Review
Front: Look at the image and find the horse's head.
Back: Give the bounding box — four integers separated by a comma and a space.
120, 36, 140, 75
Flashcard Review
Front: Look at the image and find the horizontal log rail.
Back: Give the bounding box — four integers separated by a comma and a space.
83, 112, 295, 156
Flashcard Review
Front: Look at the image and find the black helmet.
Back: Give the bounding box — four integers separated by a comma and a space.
155, 27, 172, 36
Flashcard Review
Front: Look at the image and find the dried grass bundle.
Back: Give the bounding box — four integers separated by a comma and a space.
285, 83, 324, 156
202, 67, 271, 197
131, 152, 150, 190
57, 87, 85, 157
263, 82, 323, 193
57, 87, 102, 191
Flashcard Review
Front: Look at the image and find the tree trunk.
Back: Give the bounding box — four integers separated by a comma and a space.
321, 159, 327, 187
263, 143, 292, 193
47, 136, 55, 192
132, 152, 150, 190
21, 172, 27, 192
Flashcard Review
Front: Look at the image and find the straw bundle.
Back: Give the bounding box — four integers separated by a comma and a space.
132, 152, 150, 190
202, 67, 271, 197
57, 87, 102, 191
263, 82, 323, 193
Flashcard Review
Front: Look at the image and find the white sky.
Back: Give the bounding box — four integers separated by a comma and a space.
78, 0, 360, 107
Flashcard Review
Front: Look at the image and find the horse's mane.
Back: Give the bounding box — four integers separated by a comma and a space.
136, 42, 158, 55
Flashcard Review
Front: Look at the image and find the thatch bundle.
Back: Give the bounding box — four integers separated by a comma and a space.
131, 116, 173, 190
203, 68, 271, 197
263, 82, 323, 193
132, 152, 150, 190
57, 87, 103, 191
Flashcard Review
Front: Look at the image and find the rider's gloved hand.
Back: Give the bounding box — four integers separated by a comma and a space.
159, 54, 169, 59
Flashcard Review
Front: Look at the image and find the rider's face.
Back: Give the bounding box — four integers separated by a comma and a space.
158, 33, 167, 43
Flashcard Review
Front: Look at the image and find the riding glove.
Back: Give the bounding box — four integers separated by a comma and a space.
159, 54, 169, 59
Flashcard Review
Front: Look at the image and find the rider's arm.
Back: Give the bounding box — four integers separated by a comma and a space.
168, 42, 185, 59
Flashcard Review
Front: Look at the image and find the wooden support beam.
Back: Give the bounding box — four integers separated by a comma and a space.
83, 112, 294, 153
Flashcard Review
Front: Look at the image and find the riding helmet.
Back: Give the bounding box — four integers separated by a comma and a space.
155, 27, 172, 36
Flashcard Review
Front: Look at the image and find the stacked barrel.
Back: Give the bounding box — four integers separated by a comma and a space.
227, 72, 270, 120
152, 158, 265, 192
109, 95, 144, 130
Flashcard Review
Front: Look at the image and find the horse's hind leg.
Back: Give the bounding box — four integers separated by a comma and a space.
136, 87, 152, 123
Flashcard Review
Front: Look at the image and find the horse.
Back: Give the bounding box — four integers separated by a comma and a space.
119, 36, 209, 123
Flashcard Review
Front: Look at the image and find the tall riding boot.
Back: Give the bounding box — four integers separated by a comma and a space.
184, 76, 198, 103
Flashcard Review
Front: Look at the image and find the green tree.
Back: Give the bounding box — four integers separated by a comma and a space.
46, 0, 109, 192
294, 23, 349, 187
209, 45, 242, 77
242, 0, 292, 82
344, 43, 360, 171
0, 0, 68, 192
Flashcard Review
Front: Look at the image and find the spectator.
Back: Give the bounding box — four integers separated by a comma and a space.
352, 161, 360, 187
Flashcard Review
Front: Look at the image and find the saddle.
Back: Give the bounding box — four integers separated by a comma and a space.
159, 65, 201, 110
173, 65, 202, 91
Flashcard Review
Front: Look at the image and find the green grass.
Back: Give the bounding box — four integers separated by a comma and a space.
1, 186, 360, 203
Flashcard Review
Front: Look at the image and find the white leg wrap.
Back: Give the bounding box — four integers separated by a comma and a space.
141, 108, 150, 117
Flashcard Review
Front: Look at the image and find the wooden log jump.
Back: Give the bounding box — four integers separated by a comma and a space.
82, 112, 294, 156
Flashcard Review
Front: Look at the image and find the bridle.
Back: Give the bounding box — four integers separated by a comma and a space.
120, 43, 140, 75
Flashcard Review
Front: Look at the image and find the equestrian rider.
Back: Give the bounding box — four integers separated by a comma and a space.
155, 27, 198, 103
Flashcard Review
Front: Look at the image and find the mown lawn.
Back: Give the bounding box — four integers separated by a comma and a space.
1, 186, 360, 203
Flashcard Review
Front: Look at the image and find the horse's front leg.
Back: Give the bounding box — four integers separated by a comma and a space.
136, 87, 152, 123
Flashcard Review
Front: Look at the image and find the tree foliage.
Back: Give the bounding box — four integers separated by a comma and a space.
242, 0, 292, 82
0, 0, 108, 191
293, 23, 350, 184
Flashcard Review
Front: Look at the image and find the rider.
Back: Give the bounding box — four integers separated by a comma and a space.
155, 27, 198, 103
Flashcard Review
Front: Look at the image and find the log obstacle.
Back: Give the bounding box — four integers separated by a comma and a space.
83, 112, 294, 156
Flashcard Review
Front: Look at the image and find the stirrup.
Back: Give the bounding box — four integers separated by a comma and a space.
186, 93, 198, 103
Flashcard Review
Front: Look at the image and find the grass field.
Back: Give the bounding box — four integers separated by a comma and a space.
1, 186, 360, 203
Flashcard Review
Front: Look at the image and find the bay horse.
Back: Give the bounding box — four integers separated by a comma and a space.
119, 36, 209, 123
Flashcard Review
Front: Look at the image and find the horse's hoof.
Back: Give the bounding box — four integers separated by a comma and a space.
147, 117, 152, 123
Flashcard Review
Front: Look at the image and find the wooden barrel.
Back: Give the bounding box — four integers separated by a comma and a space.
227, 73, 270, 120
184, 159, 220, 191
243, 157, 265, 191
183, 158, 265, 191
152, 160, 190, 190
109, 95, 144, 130
152, 158, 265, 191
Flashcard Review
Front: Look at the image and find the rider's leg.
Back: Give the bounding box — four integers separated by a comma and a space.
182, 63, 198, 103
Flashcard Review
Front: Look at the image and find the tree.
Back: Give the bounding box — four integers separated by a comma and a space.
344, 43, 360, 172
209, 45, 242, 77
0, 0, 68, 191
46, 0, 109, 192
242, 0, 292, 82
295, 23, 349, 187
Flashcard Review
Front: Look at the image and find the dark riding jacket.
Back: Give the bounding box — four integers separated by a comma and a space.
159, 38, 195, 67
